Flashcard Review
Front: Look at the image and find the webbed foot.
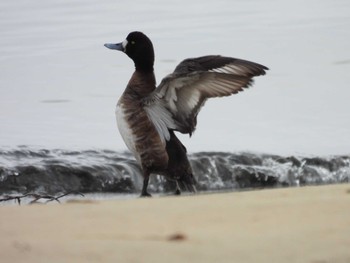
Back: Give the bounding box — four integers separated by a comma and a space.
140, 192, 152, 198
174, 188, 181, 195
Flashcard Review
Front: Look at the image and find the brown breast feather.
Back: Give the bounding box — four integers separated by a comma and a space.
121, 71, 169, 172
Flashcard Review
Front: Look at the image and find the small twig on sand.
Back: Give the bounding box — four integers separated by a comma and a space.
0, 192, 85, 205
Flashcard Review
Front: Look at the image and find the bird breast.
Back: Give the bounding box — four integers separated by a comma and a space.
115, 101, 169, 170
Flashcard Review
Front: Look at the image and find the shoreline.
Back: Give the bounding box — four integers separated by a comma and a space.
1, 184, 350, 262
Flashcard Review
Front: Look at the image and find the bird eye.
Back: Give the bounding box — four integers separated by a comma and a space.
131, 41, 136, 45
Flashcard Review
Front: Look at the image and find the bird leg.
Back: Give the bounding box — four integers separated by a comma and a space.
174, 181, 181, 195
140, 172, 152, 197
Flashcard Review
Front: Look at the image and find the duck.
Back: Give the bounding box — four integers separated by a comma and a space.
104, 31, 268, 197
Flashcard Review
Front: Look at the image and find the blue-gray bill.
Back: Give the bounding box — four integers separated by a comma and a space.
104, 43, 124, 51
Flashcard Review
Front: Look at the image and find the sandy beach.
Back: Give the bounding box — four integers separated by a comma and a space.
1, 184, 349, 263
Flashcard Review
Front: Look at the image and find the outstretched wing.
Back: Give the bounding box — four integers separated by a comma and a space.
143, 55, 268, 142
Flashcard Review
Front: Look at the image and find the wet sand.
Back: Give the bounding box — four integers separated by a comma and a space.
1, 184, 350, 263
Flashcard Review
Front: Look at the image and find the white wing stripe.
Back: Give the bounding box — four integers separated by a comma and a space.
145, 104, 176, 143
209, 64, 254, 76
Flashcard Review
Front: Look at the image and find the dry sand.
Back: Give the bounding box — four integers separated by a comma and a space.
1, 184, 350, 263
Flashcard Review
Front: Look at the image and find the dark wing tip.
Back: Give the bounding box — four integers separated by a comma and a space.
236, 59, 269, 77
173, 55, 269, 77
258, 64, 269, 75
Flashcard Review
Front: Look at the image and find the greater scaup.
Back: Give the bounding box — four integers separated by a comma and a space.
105, 31, 268, 197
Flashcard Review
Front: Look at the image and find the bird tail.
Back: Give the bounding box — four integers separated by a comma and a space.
177, 173, 197, 193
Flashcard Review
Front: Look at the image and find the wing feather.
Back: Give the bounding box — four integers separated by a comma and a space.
144, 55, 268, 139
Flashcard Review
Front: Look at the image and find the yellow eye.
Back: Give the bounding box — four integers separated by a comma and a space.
131, 41, 136, 45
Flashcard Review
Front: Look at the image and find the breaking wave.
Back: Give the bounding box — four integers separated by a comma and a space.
0, 147, 349, 196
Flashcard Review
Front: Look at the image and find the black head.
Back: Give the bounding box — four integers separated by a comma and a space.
104, 31, 155, 72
